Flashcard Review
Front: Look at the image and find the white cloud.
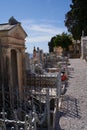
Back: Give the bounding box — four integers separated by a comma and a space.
29, 24, 65, 35
39, 19, 61, 24
21, 19, 67, 53
26, 35, 51, 43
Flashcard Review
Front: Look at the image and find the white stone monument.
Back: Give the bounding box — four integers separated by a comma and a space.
81, 36, 87, 59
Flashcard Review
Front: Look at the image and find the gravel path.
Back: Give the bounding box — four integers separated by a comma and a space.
58, 58, 87, 130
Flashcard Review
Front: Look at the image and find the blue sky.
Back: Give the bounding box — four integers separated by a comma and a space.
0, 0, 71, 53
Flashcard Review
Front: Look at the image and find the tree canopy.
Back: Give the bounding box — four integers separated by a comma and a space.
48, 32, 73, 52
65, 0, 87, 40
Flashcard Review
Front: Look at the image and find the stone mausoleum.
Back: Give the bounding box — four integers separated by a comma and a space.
0, 17, 27, 113
81, 36, 87, 59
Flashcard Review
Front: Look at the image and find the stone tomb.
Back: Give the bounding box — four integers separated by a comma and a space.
0, 17, 27, 112
81, 36, 87, 59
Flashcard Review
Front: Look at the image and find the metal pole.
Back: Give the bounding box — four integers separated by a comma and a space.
24, 115, 28, 130
46, 88, 50, 130
32, 104, 37, 130
56, 70, 61, 110
2, 109, 6, 130
14, 110, 18, 130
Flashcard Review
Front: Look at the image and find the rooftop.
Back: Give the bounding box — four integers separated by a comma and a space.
0, 16, 20, 31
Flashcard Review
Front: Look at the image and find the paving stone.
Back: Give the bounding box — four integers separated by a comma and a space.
59, 58, 87, 130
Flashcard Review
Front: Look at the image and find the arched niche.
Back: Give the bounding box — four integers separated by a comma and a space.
11, 49, 18, 88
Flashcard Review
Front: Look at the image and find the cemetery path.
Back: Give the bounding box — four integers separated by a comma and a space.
58, 58, 87, 130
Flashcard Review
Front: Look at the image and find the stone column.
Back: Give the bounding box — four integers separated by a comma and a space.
6, 48, 14, 110
16, 48, 26, 102
17, 50, 23, 100
21, 49, 26, 101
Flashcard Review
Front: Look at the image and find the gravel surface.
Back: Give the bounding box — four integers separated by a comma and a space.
57, 58, 87, 130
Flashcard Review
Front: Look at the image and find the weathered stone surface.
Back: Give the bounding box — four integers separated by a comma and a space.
59, 59, 87, 130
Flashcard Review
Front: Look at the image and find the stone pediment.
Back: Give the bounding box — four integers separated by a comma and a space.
0, 17, 27, 46
8, 24, 27, 40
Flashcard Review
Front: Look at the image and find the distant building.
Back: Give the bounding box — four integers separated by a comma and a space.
33, 46, 36, 58
33, 47, 44, 64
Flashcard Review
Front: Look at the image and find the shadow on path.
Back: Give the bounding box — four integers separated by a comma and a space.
60, 95, 81, 119
54, 95, 81, 130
